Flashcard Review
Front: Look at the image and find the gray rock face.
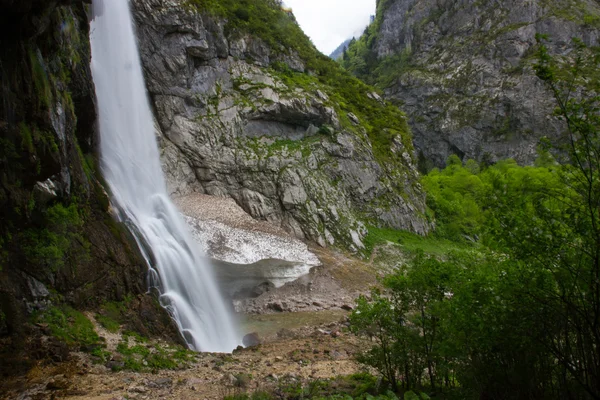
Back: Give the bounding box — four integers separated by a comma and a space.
132, 0, 429, 249
369, 0, 600, 167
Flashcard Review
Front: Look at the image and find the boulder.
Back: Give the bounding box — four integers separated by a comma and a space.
242, 332, 261, 348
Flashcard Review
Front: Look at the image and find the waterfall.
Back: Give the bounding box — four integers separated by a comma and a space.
89, 0, 239, 352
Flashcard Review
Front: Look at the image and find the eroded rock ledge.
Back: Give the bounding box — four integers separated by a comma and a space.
175, 194, 321, 298
132, 0, 430, 251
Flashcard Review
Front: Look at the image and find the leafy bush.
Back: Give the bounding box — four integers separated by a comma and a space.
421, 155, 563, 244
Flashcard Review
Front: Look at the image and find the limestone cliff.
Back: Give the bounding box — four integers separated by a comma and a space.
0, 0, 175, 371
132, 0, 430, 251
342, 0, 600, 168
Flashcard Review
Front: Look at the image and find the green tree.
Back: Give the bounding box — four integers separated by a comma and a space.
351, 251, 457, 394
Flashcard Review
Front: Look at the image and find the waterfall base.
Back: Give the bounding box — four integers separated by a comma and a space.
175, 194, 321, 299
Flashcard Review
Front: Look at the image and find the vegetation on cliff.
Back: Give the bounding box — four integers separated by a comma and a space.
187, 0, 413, 159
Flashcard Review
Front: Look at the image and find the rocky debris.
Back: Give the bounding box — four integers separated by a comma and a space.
46, 376, 71, 390
277, 329, 296, 339
148, 378, 173, 388
132, 0, 429, 251
268, 302, 286, 312
330, 350, 347, 360
0, 309, 368, 400
347, 112, 360, 125
233, 252, 373, 316
362, 0, 600, 167
232, 246, 374, 317
242, 333, 261, 348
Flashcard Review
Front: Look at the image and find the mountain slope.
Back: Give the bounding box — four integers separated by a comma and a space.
342, 0, 600, 168
329, 38, 352, 60
132, 0, 430, 250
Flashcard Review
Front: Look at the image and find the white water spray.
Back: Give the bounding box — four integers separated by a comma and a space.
89, 0, 239, 352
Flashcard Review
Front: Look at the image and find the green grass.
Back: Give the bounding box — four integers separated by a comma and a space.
115, 335, 196, 372
95, 297, 133, 333
95, 313, 120, 333
38, 306, 99, 347
363, 226, 471, 257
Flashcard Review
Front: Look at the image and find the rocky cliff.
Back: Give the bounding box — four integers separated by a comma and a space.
132, 0, 430, 251
0, 0, 175, 372
343, 0, 600, 168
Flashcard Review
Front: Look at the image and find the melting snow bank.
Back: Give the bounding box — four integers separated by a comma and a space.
175, 194, 321, 298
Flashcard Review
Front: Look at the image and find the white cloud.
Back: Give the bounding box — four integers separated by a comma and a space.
283, 0, 376, 55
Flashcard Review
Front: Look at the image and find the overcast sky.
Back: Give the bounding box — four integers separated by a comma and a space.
283, 0, 376, 55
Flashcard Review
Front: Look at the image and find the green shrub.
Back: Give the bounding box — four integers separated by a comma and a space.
21, 203, 90, 272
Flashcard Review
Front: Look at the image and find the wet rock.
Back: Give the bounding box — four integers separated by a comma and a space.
33, 178, 60, 205
267, 302, 285, 312
242, 332, 261, 347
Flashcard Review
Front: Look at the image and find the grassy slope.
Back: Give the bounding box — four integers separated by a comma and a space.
187, 0, 414, 162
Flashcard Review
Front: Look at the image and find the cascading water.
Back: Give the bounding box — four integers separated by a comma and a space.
89, 0, 239, 352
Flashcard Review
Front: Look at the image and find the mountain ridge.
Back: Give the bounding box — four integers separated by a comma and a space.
342, 0, 600, 168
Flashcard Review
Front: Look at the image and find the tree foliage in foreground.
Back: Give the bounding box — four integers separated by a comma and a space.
351, 39, 600, 399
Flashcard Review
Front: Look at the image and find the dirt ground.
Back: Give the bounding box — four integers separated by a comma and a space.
0, 244, 388, 400
0, 312, 371, 400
